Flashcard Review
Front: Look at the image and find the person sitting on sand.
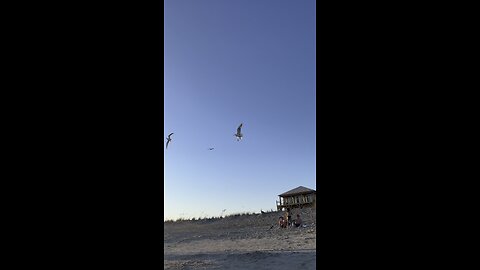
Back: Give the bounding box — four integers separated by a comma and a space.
278, 217, 287, 228
294, 214, 302, 227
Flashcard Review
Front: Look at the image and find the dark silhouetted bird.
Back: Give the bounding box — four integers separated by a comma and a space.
166, 133, 174, 149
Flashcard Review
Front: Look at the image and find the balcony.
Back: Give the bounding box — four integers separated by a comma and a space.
276, 199, 315, 208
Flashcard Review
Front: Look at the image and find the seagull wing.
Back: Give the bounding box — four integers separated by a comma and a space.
166, 139, 170, 149
237, 123, 243, 134
167, 133, 174, 139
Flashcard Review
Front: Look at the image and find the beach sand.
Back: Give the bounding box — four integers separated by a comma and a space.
164, 208, 316, 269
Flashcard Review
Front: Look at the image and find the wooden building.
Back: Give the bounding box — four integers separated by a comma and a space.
276, 186, 316, 211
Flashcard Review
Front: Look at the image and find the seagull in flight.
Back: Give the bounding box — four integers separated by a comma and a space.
208, 148, 214, 151
166, 133, 174, 149
234, 123, 243, 141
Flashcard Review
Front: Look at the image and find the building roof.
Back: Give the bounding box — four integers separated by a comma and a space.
279, 186, 316, 197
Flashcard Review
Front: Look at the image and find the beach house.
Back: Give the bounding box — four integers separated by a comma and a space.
276, 186, 316, 211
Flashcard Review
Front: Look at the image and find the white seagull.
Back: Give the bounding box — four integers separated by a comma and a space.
234, 123, 243, 141
166, 133, 174, 149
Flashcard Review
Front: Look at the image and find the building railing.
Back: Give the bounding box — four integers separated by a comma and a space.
276, 199, 314, 207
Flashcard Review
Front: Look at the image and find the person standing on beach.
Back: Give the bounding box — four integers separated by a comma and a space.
285, 208, 292, 227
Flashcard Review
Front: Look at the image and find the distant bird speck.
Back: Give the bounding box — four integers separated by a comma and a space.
234, 123, 243, 141
166, 133, 174, 149
208, 148, 214, 151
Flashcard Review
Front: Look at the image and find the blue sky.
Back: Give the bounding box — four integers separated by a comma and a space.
164, 0, 316, 220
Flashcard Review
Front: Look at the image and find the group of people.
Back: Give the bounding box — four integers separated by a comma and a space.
278, 208, 302, 228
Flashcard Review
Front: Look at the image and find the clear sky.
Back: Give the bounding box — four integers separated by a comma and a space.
164, 0, 316, 221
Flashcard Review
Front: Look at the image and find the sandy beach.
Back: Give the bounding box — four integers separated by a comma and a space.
164, 208, 316, 269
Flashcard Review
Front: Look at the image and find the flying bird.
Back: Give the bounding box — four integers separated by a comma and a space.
208, 148, 214, 151
166, 133, 174, 149
234, 123, 243, 141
